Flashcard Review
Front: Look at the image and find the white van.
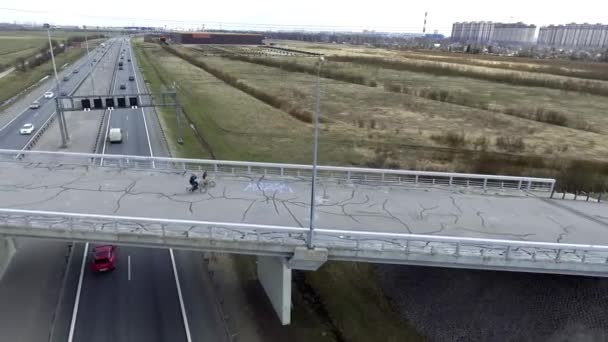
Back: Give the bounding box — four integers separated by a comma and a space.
109, 128, 122, 143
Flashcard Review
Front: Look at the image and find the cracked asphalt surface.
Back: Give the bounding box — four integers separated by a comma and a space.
1, 160, 607, 245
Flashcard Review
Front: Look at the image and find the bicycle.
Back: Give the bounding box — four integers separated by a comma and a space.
200, 178, 216, 192
186, 178, 216, 193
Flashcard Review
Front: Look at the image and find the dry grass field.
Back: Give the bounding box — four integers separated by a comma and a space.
135, 38, 608, 342
172, 45, 608, 169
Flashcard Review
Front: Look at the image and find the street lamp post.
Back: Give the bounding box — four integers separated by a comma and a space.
307, 56, 324, 249
44, 23, 68, 146
83, 25, 96, 94
44, 23, 61, 97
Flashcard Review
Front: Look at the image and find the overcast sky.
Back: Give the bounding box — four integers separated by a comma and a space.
1, 0, 607, 34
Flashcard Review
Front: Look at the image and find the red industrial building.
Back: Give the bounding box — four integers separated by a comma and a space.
169, 32, 264, 45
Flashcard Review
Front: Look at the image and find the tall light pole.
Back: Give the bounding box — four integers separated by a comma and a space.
44, 23, 61, 95
307, 56, 324, 249
44, 23, 68, 146
83, 25, 96, 94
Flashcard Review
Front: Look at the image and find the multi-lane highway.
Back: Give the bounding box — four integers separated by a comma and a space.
0, 37, 228, 342
0, 39, 117, 150
66, 38, 189, 342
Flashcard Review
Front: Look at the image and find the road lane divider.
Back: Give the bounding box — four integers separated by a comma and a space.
67, 242, 89, 342
170, 248, 193, 342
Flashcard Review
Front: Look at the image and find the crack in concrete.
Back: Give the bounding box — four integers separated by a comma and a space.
547, 216, 575, 243
418, 204, 440, 220
114, 180, 138, 213
458, 227, 535, 240
419, 222, 448, 235
242, 200, 258, 222
271, 190, 280, 215
281, 201, 303, 227
450, 196, 463, 214
476, 211, 487, 228
382, 199, 412, 233
7, 188, 70, 208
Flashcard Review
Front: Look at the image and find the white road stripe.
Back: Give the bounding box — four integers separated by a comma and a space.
170, 249, 192, 342
0, 85, 54, 132
131, 40, 191, 340
67, 242, 89, 342
100, 40, 122, 164
130, 44, 154, 165
99, 110, 112, 165
128, 255, 131, 281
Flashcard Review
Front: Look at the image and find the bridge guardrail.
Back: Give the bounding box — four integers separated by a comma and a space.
0, 149, 556, 192
0, 209, 606, 275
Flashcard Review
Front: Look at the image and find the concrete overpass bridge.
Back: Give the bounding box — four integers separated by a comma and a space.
0, 149, 607, 324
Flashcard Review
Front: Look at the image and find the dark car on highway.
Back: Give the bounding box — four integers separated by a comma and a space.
119, 84, 126, 90
129, 76, 135, 81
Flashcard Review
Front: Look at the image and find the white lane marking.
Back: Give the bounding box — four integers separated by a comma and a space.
67, 242, 89, 342
99, 110, 113, 165
130, 44, 155, 166
131, 40, 191, 340
100, 41, 122, 164
128, 255, 131, 281
169, 249, 192, 342
0, 85, 53, 132
0, 39, 112, 135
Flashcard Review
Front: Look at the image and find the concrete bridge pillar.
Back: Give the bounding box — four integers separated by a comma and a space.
0, 237, 16, 280
257, 256, 292, 325
257, 247, 328, 325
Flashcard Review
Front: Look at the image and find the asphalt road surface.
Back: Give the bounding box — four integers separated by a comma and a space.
0, 36, 228, 342
0, 39, 117, 150
54, 37, 228, 342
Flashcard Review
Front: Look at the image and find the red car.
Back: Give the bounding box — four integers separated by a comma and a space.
91, 245, 117, 272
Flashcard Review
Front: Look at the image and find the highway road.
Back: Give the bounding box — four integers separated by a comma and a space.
56, 37, 228, 342
0, 39, 118, 150
0, 38, 120, 342
0, 36, 228, 342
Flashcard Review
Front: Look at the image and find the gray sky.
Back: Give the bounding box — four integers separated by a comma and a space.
1, 0, 606, 34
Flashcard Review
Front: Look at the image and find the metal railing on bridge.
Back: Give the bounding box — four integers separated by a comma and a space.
1, 149, 556, 192
0, 208, 606, 277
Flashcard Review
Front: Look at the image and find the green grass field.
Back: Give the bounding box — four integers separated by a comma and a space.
268, 39, 608, 82
0, 47, 86, 106
134, 38, 608, 341
172, 46, 608, 166
0, 30, 80, 67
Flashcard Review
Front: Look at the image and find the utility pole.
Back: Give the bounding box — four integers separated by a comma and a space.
307, 56, 324, 249
84, 25, 96, 94
44, 23, 69, 147
423, 12, 428, 35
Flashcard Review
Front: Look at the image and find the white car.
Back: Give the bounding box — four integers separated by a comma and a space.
20, 123, 35, 135
108, 128, 122, 143
44, 91, 54, 99
29, 101, 40, 109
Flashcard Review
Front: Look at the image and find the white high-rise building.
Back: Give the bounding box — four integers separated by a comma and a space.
451, 21, 536, 44
538, 23, 608, 48
451, 22, 494, 43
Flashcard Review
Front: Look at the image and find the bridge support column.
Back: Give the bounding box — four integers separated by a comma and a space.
257, 256, 292, 325
257, 248, 327, 325
0, 237, 16, 279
